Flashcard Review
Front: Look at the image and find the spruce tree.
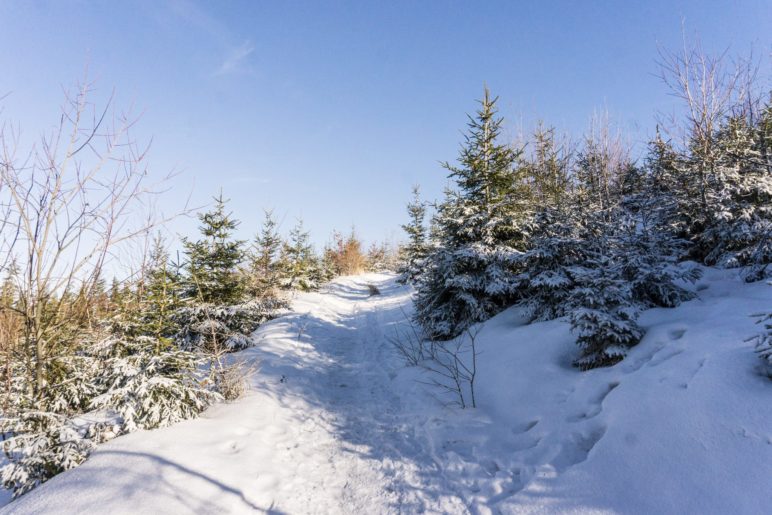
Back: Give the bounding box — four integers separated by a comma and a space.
526, 123, 572, 208
697, 109, 772, 277
279, 219, 318, 291
182, 194, 245, 305
247, 210, 283, 298
140, 235, 183, 343
414, 88, 530, 339
398, 185, 428, 284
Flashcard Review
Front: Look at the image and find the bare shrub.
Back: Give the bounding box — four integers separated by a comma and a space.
390, 309, 480, 408
423, 327, 480, 409
212, 359, 255, 401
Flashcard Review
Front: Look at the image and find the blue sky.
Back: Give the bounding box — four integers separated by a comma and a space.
0, 0, 770, 247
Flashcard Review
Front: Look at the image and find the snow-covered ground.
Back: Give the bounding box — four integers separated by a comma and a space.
2, 270, 771, 514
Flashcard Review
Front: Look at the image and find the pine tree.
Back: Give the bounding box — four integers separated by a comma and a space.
140, 235, 183, 343
525, 123, 572, 208
182, 194, 245, 304
247, 210, 283, 298
279, 219, 318, 291
414, 88, 530, 339
318, 241, 339, 283
398, 185, 428, 284
569, 254, 644, 370
697, 108, 772, 277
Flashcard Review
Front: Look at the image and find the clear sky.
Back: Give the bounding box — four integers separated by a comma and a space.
1, 0, 770, 247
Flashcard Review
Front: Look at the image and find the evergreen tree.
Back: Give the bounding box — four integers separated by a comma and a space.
279, 219, 318, 291
318, 241, 339, 283
569, 254, 644, 370
247, 210, 283, 298
398, 185, 428, 284
182, 194, 245, 304
698, 109, 772, 277
140, 235, 183, 343
414, 88, 530, 339
525, 123, 572, 207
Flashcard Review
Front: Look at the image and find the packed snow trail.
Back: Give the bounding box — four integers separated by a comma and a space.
1, 275, 467, 514
3, 270, 772, 514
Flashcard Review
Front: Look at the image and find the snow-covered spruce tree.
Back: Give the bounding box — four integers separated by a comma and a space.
754, 302, 772, 377
414, 88, 531, 339
697, 106, 772, 278
524, 123, 573, 207
365, 241, 396, 272
638, 130, 690, 242
0, 411, 96, 497
397, 185, 428, 284
279, 219, 320, 291
89, 336, 220, 434
318, 241, 340, 283
656, 45, 771, 277
182, 193, 245, 305
246, 210, 283, 299
176, 195, 281, 352
570, 121, 695, 367
135, 235, 184, 342
511, 203, 583, 321
512, 120, 699, 369
569, 253, 645, 370
173, 300, 281, 352
508, 125, 577, 319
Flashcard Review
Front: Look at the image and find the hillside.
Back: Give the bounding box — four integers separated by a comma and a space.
2, 270, 770, 514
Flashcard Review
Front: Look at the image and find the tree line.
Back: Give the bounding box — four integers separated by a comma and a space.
398, 44, 771, 373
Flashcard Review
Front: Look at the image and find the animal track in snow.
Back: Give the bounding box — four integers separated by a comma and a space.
669, 329, 687, 340
482, 459, 501, 476
678, 358, 706, 389
512, 420, 539, 434
510, 435, 542, 452
648, 348, 685, 367
441, 439, 474, 461
566, 382, 619, 423
551, 425, 607, 473
554, 386, 575, 403
486, 468, 526, 505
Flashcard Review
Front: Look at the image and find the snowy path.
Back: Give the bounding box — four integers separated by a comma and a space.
1, 274, 467, 514
3, 270, 772, 514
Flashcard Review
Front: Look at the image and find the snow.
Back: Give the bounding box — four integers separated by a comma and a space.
2, 269, 771, 514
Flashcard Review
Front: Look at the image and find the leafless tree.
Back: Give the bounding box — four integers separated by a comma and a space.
0, 80, 180, 405
656, 32, 758, 210
577, 110, 631, 214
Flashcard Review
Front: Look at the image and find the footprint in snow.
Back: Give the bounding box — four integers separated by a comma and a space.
551, 425, 607, 473
669, 329, 687, 340
512, 420, 539, 434
566, 382, 619, 423
510, 435, 542, 452
648, 348, 685, 367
